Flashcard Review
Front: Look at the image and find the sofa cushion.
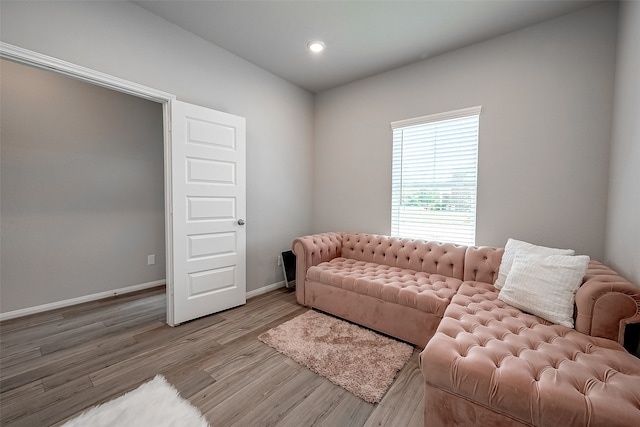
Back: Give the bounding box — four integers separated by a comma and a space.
494, 238, 575, 290
422, 282, 640, 426
307, 257, 462, 316
498, 252, 590, 328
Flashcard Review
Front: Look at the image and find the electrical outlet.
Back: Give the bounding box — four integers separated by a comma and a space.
147, 254, 156, 265
277, 255, 282, 266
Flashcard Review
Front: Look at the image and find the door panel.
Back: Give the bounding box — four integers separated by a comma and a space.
169, 100, 246, 325
187, 232, 236, 259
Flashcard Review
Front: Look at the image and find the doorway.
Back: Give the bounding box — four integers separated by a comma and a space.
0, 57, 167, 317
0, 43, 176, 322
1, 42, 248, 325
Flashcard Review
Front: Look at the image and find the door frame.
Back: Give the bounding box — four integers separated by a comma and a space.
0, 42, 179, 324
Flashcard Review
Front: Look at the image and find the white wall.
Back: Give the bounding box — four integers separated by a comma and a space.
313, 2, 617, 260
0, 0, 315, 309
1, 59, 165, 313
605, 1, 640, 286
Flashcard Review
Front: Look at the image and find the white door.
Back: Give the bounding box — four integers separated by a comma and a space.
168, 100, 246, 325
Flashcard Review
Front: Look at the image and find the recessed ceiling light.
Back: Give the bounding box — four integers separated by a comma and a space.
308, 41, 326, 53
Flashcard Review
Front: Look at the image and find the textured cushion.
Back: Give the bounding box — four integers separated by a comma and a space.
422, 282, 640, 426
306, 258, 462, 316
498, 252, 590, 328
494, 238, 575, 290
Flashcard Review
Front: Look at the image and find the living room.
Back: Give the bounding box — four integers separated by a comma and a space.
1, 1, 638, 426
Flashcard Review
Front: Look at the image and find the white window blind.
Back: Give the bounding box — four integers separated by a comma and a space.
391, 106, 480, 246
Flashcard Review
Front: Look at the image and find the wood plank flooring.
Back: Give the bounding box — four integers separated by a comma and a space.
0, 287, 424, 426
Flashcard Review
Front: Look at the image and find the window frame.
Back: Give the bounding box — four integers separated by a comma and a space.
390, 106, 481, 245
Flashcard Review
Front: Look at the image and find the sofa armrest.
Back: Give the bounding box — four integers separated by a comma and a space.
292, 232, 343, 305
575, 261, 640, 346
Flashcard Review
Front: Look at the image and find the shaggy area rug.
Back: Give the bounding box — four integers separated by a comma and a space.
62, 375, 209, 427
258, 310, 414, 403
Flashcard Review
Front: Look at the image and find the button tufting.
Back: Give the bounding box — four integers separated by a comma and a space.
534, 370, 543, 382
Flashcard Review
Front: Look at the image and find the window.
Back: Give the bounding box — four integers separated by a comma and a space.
391, 106, 481, 246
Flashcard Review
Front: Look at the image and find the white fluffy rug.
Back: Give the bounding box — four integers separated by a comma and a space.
62, 375, 209, 427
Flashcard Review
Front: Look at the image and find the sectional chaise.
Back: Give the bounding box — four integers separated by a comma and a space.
292, 232, 640, 426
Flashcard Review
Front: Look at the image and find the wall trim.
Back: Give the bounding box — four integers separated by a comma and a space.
246, 281, 286, 299
0, 42, 175, 103
390, 105, 482, 129
0, 280, 166, 322
1, 279, 286, 321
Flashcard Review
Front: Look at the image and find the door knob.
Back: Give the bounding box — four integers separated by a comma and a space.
237, 219, 246, 225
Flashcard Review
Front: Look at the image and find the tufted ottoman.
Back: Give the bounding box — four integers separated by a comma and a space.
420, 282, 640, 426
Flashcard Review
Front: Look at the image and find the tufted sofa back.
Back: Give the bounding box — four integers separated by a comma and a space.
463, 245, 504, 283
294, 232, 638, 346
341, 233, 468, 280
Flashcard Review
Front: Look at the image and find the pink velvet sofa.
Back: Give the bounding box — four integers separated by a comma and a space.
292, 232, 640, 426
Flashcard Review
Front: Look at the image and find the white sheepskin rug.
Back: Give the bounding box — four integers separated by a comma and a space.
62, 375, 209, 427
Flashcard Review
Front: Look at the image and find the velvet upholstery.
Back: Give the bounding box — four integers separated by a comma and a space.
293, 232, 342, 305
292, 232, 640, 426
340, 233, 467, 278
293, 233, 468, 346
304, 280, 440, 348
463, 245, 504, 284
424, 384, 529, 427
421, 282, 640, 426
575, 260, 640, 344
307, 258, 462, 316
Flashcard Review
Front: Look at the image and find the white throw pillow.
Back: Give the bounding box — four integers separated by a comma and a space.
494, 238, 575, 290
497, 252, 590, 328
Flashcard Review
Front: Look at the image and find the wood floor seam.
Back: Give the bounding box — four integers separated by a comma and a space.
0, 287, 423, 427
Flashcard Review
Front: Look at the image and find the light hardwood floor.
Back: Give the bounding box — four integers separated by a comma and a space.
0, 287, 424, 426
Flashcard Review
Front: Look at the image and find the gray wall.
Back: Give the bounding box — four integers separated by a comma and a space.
1, 0, 635, 315
1, 59, 165, 313
0, 0, 315, 312
605, 0, 640, 286
313, 2, 617, 260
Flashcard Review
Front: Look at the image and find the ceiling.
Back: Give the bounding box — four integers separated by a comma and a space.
133, 0, 600, 93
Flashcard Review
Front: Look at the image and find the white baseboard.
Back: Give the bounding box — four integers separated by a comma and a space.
0, 279, 166, 322
246, 281, 286, 299
1, 279, 285, 321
